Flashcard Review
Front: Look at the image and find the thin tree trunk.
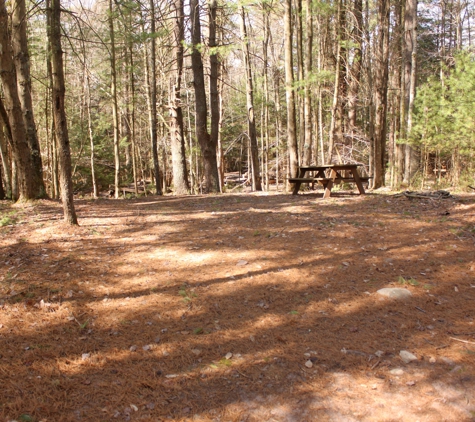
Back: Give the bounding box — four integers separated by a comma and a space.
190, 0, 219, 193
169, 0, 189, 195
372, 0, 390, 188
147, 0, 162, 195
208, 0, 222, 192
12, 0, 46, 197
347, 0, 363, 133
262, 4, 270, 189
403, 0, 418, 184
0, 114, 12, 197
128, 44, 138, 195
302, 0, 313, 166
296, 0, 305, 163
240, 6, 262, 191
49, 0, 78, 224
283, 0, 298, 178
86, 74, 98, 199
328, 0, 346, 163
45, 13, 58, 199
0, 0, 37, 201
108, 0, 120, 198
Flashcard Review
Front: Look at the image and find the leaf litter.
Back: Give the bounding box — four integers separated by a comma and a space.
1, 191, 475, 421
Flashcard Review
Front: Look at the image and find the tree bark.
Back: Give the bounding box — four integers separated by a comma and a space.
48, 0, 78, 224
208, 0, 222, 192
302, 0, 313, 166
0, 0, 37, 201
169, 0, 189, 195
372, 0, 390, 188
403, 0, 418, 183
190, 0, 219, 193
85, 74, 98, 199
328, 0, 347, 163
148, 0, 162, 195
347, 0, 363, 133
0, 112, 11, 197
12, 0, 46, 197
283, 0, 298, 178
108, 0, 121, 198
240, 6, 262, 191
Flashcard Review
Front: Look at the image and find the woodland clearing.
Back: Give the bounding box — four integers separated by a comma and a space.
1, 189, 475, 422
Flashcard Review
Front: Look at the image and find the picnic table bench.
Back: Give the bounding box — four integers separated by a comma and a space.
289, 164, 370, 198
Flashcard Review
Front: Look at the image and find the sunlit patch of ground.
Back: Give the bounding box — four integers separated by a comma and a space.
1, 190, 475, 421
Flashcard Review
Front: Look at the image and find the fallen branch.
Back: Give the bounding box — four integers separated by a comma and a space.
402, 190, 452, 200
450, 337, 475, 345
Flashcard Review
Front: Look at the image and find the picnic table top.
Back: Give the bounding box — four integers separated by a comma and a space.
298, 163, 362, 170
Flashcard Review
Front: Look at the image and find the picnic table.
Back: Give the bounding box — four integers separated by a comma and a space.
289, 164, 369, 198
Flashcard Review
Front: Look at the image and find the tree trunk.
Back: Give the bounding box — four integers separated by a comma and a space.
302, 0, 313, 166
347, 0, 363, 133
49, 0, 78, 224
12, 0, 46, 198
0, 113, 12, 197
148, 0, 162, 195
262, 3, 270, 188
283, 0, 298, 178
240, 6, 262, 191
328, 0, 346, 163
190, 0, 219, 193
403, 0, 418, 184
208, 0, 223, 192
108, 0, 121, 198
169, 0, 189, 195
0, 0, 37, 201
372, 0, 390, 188
86, 74, 98, 199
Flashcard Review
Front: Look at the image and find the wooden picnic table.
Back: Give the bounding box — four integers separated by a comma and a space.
289, 164, 369, 198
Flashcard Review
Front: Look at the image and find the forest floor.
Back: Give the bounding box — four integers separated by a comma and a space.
1, 187, 475, 422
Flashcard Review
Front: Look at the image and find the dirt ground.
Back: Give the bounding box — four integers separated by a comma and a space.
1, 187, 475, 422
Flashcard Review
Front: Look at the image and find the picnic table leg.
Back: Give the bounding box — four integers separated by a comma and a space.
351, 169, 366, 194
291, 168, 307, 195
292, 182, 302, 195
323, 180, 333, 199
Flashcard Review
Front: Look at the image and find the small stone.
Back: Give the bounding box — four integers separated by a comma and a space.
237, 260, 248, 266
406, 380, 416, 386
191, 349, 201, 356
130, 404, 138, 412
440, 357, 455, 366
225, 352, 233, 359
399, 350, 418, 363
305, 360, 313, 368
81, 353, 90, 361
142, 345, 151, 351
377, 288, 412, 300
304, 353, 311, 358
129, 345, 137, 352
429, 357, 436, 364
390, 368, 404, 376
375, 350, 384, 358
